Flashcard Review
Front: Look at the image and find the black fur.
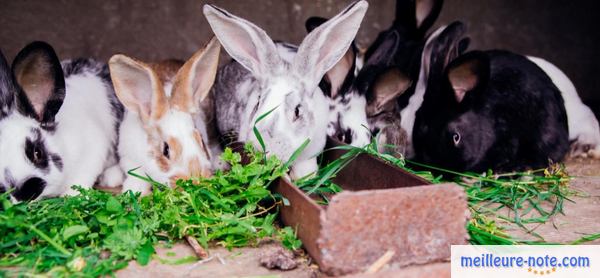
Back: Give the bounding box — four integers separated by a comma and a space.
0, 48, 15, 120
413, 48, 569, 172
12, 41, 66, 129
13, 177, 46, 201
25, 128, 50, 172
363, 0, 444, 110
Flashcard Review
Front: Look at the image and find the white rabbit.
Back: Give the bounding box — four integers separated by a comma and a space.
108, 37, 221, 195
204, 0, 369, 179
0, 41, 123, 201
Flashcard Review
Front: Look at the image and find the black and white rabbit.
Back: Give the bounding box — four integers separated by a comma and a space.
412, 22, 570, 172
301, 0, 444, 155
303, 16, 371, 147
204, 0, 368, 179
526, 57, 600, 158
0, 42, 123, 201
366, 0, 444, 157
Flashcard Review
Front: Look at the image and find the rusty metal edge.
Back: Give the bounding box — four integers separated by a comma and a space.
273, 177, 324, 264
323, 137, 432, 190
231, 138, 466, 275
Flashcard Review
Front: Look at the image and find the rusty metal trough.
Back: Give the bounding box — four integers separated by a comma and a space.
273, 138, 469, 276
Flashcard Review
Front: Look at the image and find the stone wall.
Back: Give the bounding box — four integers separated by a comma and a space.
1, 0, 598, 109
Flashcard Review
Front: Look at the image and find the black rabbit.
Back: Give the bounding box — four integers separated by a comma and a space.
412, 22, 570, 172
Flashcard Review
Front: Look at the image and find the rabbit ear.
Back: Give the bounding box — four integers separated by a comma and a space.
395, 0, 444, 37
109, 54, 167, 122
447, 51, 489, 103
365, 30, 400, 67
171, 37, 221, 113
294, 0, 368, 90
305, 16, 357, 98
203, 5, 280, 78
422, 21, 468, 82
414, 0, 444, 34
0, 48, 15, 120
367, 68, 412, 115
12, 41, 65, 127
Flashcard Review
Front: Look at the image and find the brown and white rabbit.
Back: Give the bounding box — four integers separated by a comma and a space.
0, 42, 123, 201
108, 38, 221, 194
204, 0, 368, 179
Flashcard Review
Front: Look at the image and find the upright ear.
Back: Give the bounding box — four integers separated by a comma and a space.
11, 41, 65, 126
364, 30, 400, 67
421, 21, 468, 81
109, 55, 166, 122
366, 68, 412, 115
0, 48, 15, 120
395, 0, 444, 37
305, 16, 357, 98
293, 0, 368, 90
203, 4, 280, 78
446, 51, 489, 103
171, 37, 221, 112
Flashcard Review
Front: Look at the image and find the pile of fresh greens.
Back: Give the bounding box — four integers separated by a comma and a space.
2, 129, 599, 276
0, 145, 300, 277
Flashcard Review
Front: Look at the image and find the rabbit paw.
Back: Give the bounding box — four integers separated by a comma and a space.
290, 159, 318, 180
99, 165, 125, 188
122, 176, 151, 196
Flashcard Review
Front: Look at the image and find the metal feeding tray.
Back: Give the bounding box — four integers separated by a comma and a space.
272, 138, 469, 276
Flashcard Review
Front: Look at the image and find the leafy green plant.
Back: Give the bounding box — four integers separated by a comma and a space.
0, 145, 299, 276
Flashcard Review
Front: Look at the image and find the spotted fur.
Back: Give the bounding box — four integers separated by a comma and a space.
109, 38, 221, 195
0, 42, 123, 201
205, 1, 369, 179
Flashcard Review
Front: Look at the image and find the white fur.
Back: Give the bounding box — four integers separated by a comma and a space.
327, 92, 371, 146
205, 1, 368, 179
119, 108, 211, 194
276, 41, 369, 148
399, 26, 445, 158
0, 68, 121, 199
528, 56, 600, 158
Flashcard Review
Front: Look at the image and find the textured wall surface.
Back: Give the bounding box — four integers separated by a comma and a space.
1, 0, 598, 108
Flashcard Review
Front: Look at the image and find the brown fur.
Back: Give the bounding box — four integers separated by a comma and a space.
110, 38, 222, 186
150, 59, 184, 85
193, 130, 211, 161
109, 55, 168, 122
171, 38, 221, 113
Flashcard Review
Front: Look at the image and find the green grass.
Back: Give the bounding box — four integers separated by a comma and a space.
296, 137, 599, 245
2, 123, 598, 276
0, 145, 300, 277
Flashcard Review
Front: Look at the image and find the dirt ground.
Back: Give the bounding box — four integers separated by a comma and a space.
115, 158, 600, 277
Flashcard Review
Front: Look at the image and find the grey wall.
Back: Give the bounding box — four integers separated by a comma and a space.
1, 0, 599, 110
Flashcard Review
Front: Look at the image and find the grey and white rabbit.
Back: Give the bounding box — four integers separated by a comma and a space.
204, 0, 369, 179
0, 42, 123, 201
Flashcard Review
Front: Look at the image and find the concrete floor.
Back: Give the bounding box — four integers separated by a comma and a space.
112, 158, 600, 277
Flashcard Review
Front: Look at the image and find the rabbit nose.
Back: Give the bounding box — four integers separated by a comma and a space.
169, 174, 188, 186
189, 158, 211, 179
13, 177, 46, 201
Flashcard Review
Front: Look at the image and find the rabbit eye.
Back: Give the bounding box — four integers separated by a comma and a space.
162, 142, 170, 159
294, 104, 301, 120
33, 147, 42, 162
452, 132, 461, 146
